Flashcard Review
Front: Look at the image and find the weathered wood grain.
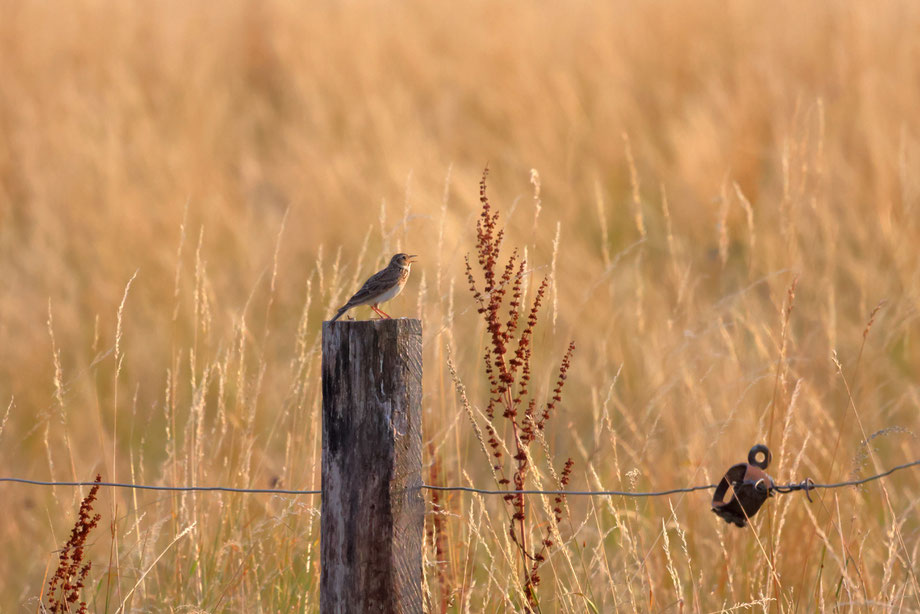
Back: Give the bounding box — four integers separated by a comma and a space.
321, 318, 423, 614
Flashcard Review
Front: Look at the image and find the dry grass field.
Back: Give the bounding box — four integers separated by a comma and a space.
1, 0, 919, 611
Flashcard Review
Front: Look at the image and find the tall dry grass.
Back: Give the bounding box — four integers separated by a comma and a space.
1, 0, 919, 611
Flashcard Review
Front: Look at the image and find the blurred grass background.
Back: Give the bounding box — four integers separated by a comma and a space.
1, 0, 919, 611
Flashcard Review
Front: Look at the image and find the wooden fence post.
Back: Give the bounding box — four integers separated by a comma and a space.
321, 318, 423, 614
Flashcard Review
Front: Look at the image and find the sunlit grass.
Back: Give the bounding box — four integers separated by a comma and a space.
1, 0, 919, 611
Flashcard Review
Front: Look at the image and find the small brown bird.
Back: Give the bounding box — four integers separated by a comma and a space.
330, 253, 418, 321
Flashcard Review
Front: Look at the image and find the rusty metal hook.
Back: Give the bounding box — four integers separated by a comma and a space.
711, 444, 775, 528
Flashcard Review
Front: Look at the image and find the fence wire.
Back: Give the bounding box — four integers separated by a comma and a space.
2, 458, 917, 497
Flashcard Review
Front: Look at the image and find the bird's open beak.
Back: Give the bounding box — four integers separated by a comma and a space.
407, 254, 419, 263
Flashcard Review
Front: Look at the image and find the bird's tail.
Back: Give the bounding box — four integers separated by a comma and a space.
330, 305, 349, 322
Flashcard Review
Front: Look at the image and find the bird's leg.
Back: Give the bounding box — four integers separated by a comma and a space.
371, 304, 393, 319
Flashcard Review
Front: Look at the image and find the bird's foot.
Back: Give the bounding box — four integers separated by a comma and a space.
371, 306, 393, 319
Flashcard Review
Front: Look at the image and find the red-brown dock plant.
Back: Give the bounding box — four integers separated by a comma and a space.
464, 168, 576, 608
45, 474, 102, 614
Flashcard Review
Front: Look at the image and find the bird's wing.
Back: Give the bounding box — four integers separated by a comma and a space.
343, 267, 394, 306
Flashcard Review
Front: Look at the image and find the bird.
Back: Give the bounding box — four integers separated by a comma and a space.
330, 253, 418, 322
